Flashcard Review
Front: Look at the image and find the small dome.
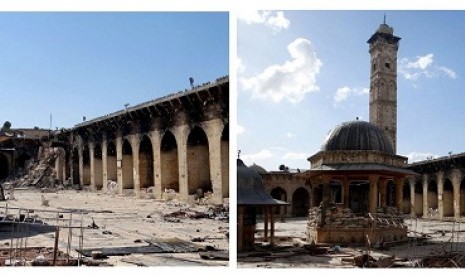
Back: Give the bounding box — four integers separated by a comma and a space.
321, 120, 394, 154
249, 163, 267, 174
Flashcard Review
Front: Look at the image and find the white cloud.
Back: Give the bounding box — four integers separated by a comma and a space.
237, 57, 245, 74
241, 149, 273, 163
405, 152, 439, 164
283, 152, 307, 160
334, 86, 369, 107
406, 53, 434, 70
438, 66, 457, 79
237, 10, 290, 32
399, 54, 457, 81
237, 124, 245, 135
241, 38, 322, 104
334, 86, 350, 103
286, 132, 295, 138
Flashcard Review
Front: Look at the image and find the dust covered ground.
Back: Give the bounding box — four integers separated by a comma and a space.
0, 188, 229, 266
238, 217, 465, 268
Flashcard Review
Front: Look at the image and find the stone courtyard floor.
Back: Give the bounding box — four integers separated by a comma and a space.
238, 217, 465, 268
0, 188, 229, 267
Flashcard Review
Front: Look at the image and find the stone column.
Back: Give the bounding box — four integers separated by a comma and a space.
451, 170, 462, 219
78, 143, 84, 189
409, 178, 416, 217
204, 119, 224, 205
369, 175, 379, 215
343, 179, 350, 208
130, 134, 141, 198
237, 206, 244, 252
150, 130, 162, 199
69, 147, 74, 185
422, 174, 428, 218
379, 179, 388, 207
263, 206, 269, 242
174, 125, 189, 201
437, 171, 444, 219
395, 177, 404, 212
116, 132, 123, 195
89, 141, 96, 191
280, 193, 286, 222
101, 138, 108, 193
270, 207, 275, 246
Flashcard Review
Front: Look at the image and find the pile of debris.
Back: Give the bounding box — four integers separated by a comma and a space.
376, 206, 405, 227
420, 253, 465, 267
2, 144, 63, 192
308, 204, 406, 230
308, 205, 373, 229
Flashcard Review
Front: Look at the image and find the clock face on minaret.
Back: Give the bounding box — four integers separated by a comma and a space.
367, 22, 401, 153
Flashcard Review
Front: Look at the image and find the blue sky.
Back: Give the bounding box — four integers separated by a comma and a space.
0, 12, 228, 129
237, 10, 465, 171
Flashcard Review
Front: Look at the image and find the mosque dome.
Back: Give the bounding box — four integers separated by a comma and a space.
321, 120, 394, 154
248, 163, 267, 174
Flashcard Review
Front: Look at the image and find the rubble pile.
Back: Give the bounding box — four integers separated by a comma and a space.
308, 204, 405, 229
3, 145, 63, 191
375, 206, 405, 227
162, 189, 179, 201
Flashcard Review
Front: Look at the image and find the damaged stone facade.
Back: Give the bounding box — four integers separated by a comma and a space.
51, 76, 229, 204
0, 128, 50, 182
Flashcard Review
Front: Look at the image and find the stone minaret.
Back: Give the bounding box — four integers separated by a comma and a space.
367, 18, 401, 153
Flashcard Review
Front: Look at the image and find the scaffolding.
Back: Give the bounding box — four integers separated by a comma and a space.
0, 204, 87, 266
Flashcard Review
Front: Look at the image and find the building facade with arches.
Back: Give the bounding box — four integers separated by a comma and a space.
53, 76, 229, 204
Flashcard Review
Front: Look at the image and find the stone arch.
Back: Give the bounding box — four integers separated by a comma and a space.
82, 144, 91, 186
71, 147, 80, 186
139, 135, 153, 190
428, 178, 438, 210
292, 187, 310, 217
106, 141, 117, 184
160, 131, 179, 192
0, 153, 9, 180
443, 178, 454, 217
187, 126, 211, 195
122, 138, 134, 190
414, 179, 423, 216
221, 122, 229, 198
93, 143, 103, 190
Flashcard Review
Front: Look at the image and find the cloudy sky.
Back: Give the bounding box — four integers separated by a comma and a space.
0, 12, 228, 129
238, 11, 465, 171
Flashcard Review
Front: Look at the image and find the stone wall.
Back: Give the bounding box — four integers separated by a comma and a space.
307, 204, 407, 244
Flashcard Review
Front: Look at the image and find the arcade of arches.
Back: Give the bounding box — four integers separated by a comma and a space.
52, 77, 229, 205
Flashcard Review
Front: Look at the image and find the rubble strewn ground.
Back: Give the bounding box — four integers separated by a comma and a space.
238, 217, 465, 268
0, 189, 229, 266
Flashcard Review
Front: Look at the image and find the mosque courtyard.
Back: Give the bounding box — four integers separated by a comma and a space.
238, 216, 465, 268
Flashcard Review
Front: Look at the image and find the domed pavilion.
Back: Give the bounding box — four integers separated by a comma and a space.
304, 120, 417, 244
